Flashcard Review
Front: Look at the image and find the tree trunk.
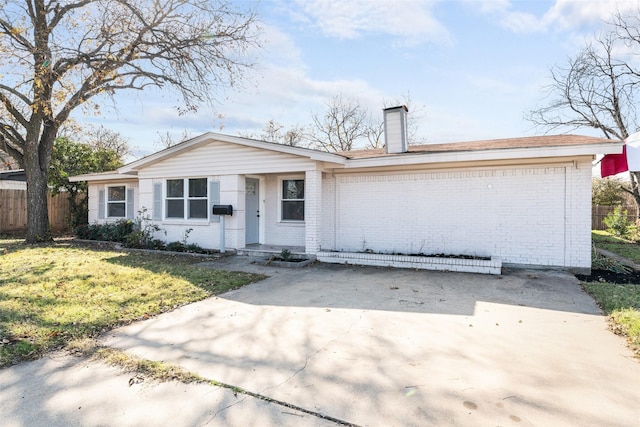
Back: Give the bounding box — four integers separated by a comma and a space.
630, 172, 640, 222
24, 142, 52, 243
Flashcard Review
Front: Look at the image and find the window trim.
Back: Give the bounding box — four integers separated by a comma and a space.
280, 176, 305, 223
106, 185, 127, 219
164, 178, 209, 221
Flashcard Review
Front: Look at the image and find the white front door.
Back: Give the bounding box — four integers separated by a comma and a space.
245, 178, 259, 244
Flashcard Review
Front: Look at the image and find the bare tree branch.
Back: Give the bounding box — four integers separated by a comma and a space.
0, 0, 262, 242
309, 94, 372, 152
526, 9, 640, 216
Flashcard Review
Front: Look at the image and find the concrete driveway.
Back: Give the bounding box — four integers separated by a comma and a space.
3, 258, 640, 426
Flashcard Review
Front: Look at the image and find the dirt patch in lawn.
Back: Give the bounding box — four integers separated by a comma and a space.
576, 269, 640, 285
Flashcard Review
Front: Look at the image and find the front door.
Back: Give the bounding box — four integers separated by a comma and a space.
245, 178, 259, 244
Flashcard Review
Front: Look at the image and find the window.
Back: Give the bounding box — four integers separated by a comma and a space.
107, 185, 126, 218
166, 179, 184, 218
188, 178, 208, 218
165, 178, 208, 219
281, 179, 304, 221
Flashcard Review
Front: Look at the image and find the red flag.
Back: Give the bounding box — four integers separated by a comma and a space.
601, 144, 629, 177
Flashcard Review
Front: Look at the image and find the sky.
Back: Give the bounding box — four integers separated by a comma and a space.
78, 0, 640, 159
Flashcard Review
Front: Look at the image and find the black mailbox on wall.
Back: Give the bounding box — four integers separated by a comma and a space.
212, 205, 233, 216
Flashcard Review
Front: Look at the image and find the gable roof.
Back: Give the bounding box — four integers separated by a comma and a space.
118, 132, 346, 174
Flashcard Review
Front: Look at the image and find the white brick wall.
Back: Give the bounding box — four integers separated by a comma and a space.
326, 161, 592, 269
263, 174, 306, 247
86, 158, 593, 269
147, 175, 224, 250
564, 161, 592, 268
305, 170, 322, 253
322, 174, 336, 250
88, 180, 138, 224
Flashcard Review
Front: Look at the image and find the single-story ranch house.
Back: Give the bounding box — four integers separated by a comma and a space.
71, 107, 622, 274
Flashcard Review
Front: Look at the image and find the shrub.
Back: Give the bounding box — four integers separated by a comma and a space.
166, 241, 186, 252
592, 245, 632, 274
122, 208, 162, 249
185, 243, 204, 253
74, 220, 132, 242
74, 213, 214, 254
603, 206, 631, 237
280, 248, 292, 261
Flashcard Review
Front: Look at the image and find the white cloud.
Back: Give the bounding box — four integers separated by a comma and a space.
468, 0, 640, 34
258, 22, 305, 67
544, 0, 639, 30
222, 62, 386, 134
291, 0, 451, 45
216, 22, 389, 129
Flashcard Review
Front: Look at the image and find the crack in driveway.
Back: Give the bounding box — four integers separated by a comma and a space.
260, 311, 365, 395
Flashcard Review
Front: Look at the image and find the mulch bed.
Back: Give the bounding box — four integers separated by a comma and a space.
576, 269, 640, 285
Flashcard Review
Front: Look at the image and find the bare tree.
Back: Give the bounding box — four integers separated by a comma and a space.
527, 35, 636, 139
155, 129, 193, 150
239, 119, 306, 147
527, 10, 640, 213
282, 125, 305, 147
365, 120, 385, 149
0, 0, 260, 242
308, 92, 426, 151
309, 94, 373, 152
260, 119, 284, 143
84, 125, 132, 159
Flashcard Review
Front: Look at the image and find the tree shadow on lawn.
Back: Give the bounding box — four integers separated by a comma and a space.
0, 249, 264, 368
103, 252, 266, 296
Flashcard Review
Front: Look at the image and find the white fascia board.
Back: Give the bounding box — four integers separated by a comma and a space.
118, 132, 346, 173
68, 172, 137, 182
343, 142, 623, 169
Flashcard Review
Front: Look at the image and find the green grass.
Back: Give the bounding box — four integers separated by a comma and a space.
582, 281, 640, 356
94, 346, 206, 384
0, 239, 264, 367
587, 230, 640, 357
592, 230, 640, 263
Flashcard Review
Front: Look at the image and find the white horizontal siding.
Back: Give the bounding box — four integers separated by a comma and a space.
138, 141, 316, 179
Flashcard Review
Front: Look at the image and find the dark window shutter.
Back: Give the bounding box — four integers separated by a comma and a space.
98, 190, 105, 219
153, 183, 162, 221
209, 180, 220, 223
126, 189, 135, 219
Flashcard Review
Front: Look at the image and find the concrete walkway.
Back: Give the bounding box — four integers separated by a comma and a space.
2, 257, 640, 426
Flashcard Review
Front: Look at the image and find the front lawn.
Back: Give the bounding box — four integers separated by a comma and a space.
586, 231, 640, 357
582, 280, 640, 356
592, 230, 640, 263
0, 239, 264, 367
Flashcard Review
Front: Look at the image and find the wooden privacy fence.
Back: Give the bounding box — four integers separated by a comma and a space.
0, 189, 72, 233
592, 205, 639, 230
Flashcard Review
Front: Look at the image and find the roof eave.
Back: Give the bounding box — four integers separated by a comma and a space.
343, 142, 623, 168
69, 172, 138, 182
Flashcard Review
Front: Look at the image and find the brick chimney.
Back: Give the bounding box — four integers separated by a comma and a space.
383, 105, 408, 154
